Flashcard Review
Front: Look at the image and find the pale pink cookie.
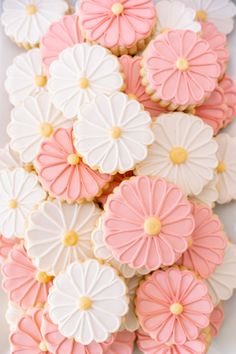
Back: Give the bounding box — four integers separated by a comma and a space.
41, 15, 85, 76
136, 267, 214, 345
79, 0, 156, 55
35, 128, 111, 203
10, 307, 50, 354
0, 235, 19, 267
106, 330, 136, 354
219, 74, 236, 128
210, 304, 224, 337
177, 201, 227, 279
1, 245, 53, 310
103, 176, 195, 271
201, 21, 229, 79
142, 30, 220, 110
119, 55, 168, 119
137, 328, 206, 354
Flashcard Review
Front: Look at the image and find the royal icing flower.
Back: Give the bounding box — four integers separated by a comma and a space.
74, 93, 154, 174
0, 235, 19, 266
106, 331, 135, 354
156, 0, 201, 34
48, 43, 124, 119
177, 202, 227, 279
206, 243, 236, 305
103, 176, 195, 270
35, 128, 111, 202
5, 302, 25, 331
41, 15, 85, 76
135, 113, 218, 196
79, 0, 156, 54
210, 304, 224, 337
192, 174, 218, 208
26, 200, 101, 275
180, 0, 236, 34
7, 93, 73, 164
10, 307, 50, 354
215, 134, 236, 204
48, 260, 128, 344
142, 30, 220, 109
136, 268, 214, 345
119, 55, 167, 119
0, 168, 46, 238
219, 74, 236, 128
1, 0, 68, 47
0, 144, 21, 170
5, 49, 48, 106
2, 245, 53, 310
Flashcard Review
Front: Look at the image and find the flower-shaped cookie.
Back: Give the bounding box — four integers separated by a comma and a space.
136, 268, 213, 345
35, 128, 111, 202
1, 0, 68, 48
215, 134, 236, 204
219, 74, 236, 128
2, 245, 53, 310
5, 302, 25, 331
26, 200, 101, 275
210, 304, 224, 338
48, 43, 124, 118
80, 0, 156, 55
0, 168, 46, 238
177, 202, 227, 278
48, 260, 128, 344
103, 176, 195, 270
0, 144, 21, 170
74, 93, 154, 174
191, 174, 218, 208
41, 15, 85, 76
142, 30, 220, 109
135, 113, 218, 196
5, 49, 48, 106
0, 235, 19, 266
7, 93, 73, 164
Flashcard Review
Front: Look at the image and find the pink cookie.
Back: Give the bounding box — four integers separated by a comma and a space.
106, 330, 136, 354
41, 15, 85, 76
210, 304, 225, 338
136, 267, 213, 345
80, 0, 156, 55
1, 245, 53, 310
104, 176, 195, 271
35, 128, 111, 203
142, 30, 220, 110
177, 202, 227, 279
201, 21, 229, 79
119, 55, 168, 119
0, 235, 19, 266
219, 74, 236, 128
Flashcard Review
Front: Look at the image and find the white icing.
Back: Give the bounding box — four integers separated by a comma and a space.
191, 173, 218, 207
0, 144, 21, 170
120, 276, 140, 332
5, 302, 25, 331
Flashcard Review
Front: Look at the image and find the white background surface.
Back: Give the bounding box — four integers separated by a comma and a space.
0, 1, 236, 353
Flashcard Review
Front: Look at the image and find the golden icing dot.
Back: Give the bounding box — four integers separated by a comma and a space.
169, 147, 188, 165
176, 58, 189, 71
39, 122, 53, 138
78, 77, 89, 89
34, 75, 47, 87
160, 27, 171, 34
110, 126, 122, 139
170, 303, 184, 315
196, 9, 207, 22
67, 153, 80, 166
128, 93, 138, 100
216, 161, 226, 174
26, 4, 37, 15
63, 230, 79, 247
78, 297, 92, 311
36, 272, 53, 284
144, 217, 162, 236
9, 199, 18, 209
188, 238, 193, 248
24, 163, 35, 173
111, 2, 124, 15
39, 341, 48, 352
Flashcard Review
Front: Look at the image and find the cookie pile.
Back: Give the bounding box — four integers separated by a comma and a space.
1, 0, 236, 353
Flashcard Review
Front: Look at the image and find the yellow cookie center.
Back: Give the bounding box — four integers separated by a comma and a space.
112, 2, 124, 15
216, 161, 226, 174
67, 153, 80, 166
176, 58, 189, 71
78, 297, 92, 311
188, 238, 193, 248
39, 341, 48, 352
34, 75, 47, 87
26, 4, 37, 15
36, 272, 53, 284
170, 147, 188, 165
63, 230, 79, 247
9, 199, 18, 209
170, 303, 184, 315
128, 93, 138, 100
39, 122, 53, 138
24, 163, 35, 173
110, 126, 122, 139
196, 9, 208, 22
144, 217, 162, 236
78, 77, 89, 89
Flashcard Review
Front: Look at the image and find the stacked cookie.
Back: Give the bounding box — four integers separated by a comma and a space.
1, 0, 236, 353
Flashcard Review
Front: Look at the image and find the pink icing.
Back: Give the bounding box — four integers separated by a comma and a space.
35, 128, 111, 203
104, 176, 195, 271
80, 0, 156, 50
136, 267, 214, 345
0, 235, 19, 267
1, 244, 53, 310
106, 330, 136, 354
144, 30, 220, 107
41, 15, 85, 76
177, 201, 227, 279
201, 21, 228, 79
119, 55, 167, 119
210, 304, 224, 338
219, 74, 236, 127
